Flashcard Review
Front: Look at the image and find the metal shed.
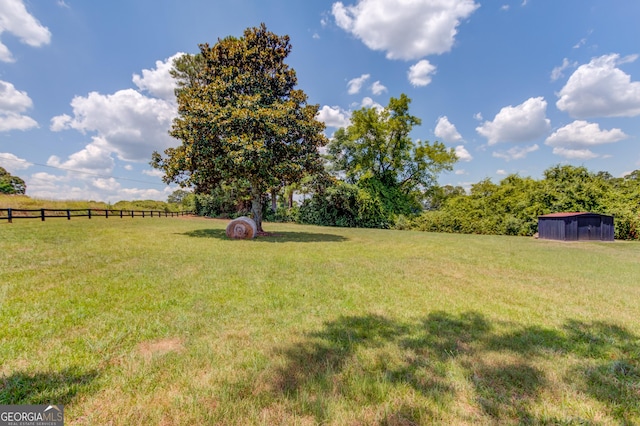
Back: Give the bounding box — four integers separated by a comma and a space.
538, 212, 614, 241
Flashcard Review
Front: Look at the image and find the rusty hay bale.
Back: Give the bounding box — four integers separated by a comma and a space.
225, 216, 257, 239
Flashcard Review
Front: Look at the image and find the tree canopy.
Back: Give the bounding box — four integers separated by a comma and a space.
152, 24, 327, 232
0, 167, 26, 195
327, 94, 457, 215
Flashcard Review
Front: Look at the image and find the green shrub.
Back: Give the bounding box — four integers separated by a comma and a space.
298, 182, 389, 228
264, 206, 300, 223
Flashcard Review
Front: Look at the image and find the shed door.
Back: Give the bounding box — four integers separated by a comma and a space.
577, 216, 601, 240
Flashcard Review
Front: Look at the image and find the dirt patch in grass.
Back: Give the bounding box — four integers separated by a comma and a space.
136, 337, 185, 360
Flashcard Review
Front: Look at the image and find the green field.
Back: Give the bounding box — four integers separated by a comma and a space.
1, 217, 639, 424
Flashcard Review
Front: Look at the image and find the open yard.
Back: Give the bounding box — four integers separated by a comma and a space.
1, 217, 639, 424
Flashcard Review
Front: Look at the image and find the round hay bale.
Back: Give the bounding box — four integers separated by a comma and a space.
226, 216, 257, 239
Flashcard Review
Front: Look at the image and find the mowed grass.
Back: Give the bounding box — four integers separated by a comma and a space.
1, 217, 639, 425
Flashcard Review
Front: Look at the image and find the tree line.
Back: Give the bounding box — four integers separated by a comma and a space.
409, 166, 640, 240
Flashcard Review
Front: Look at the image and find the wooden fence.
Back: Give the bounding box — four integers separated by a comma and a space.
0, 208, 193, 223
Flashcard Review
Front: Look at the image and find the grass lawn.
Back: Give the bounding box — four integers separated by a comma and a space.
1, 216, 639, 424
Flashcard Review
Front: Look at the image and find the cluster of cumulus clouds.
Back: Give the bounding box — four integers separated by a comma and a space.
0, 0, 182, 200
1, 52, 181, 200
2, 0, 640, 200
470, 53, 638, 162
317, 0, 640, 165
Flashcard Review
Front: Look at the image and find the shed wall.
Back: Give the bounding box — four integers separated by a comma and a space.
538, 214, 614, 241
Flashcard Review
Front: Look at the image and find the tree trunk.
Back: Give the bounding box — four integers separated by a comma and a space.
251, 182, 264, 233
271, 188, 277, 213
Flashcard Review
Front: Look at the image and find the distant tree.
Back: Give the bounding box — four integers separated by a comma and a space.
167, 189, 191, 204
327, 94, 457, 215
151, 24, 327, 232
0, 167, 26, 195
424, 184, 466, 210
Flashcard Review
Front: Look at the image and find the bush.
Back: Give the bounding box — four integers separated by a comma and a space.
298, 182, 389, 228
264, 206, 300, 223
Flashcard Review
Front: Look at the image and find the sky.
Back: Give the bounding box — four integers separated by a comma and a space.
1, 0, 639, 202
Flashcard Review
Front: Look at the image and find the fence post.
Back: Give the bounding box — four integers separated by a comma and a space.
131, 210, 134, 218
105, 210, 109, 218
8, 208, 12, 223
41, 208, 45, 221
67, 209, 71, 220
120, 210, 123, 218
88, 209, 92, 219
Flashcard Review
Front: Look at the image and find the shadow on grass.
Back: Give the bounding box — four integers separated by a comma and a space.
181, 228, 347, 243
271, 312, 640, 424
0, 367, 99, 405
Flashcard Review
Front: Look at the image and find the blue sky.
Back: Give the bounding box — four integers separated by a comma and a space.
1, 0, 639, 202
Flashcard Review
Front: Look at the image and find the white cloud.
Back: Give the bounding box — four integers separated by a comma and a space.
435, 116, 463, 143
550, 58, 576, 82
347, 73, 370, 94
142, 169, 164, 178
556, 54, 640, 118
49, 114, 71, 132
0, 152, 32, 173
47, 140, 115, 175
0, 0, 51, 62
492, 144, 539, 161
476, 97, 550, 145
455, 145, 472, 162
24, 171, 173, 203
317, 105, 351, 128
50, 89, 176, 162
473, 112, 483, 121
370, 80, 387, 95
496, 169, 507, 175
500, 5, 510, 11
118, 186, 173, 201
361, 97, 384, 110
332, 0, 479, 60
455, 169, 466, 175
132, 53, 183, 100
0, 80, 38, 131
545, 120, 627, 149
0, 113, 38, 131
573, 39, 586, 49
551, 147, 599, 160
0, 80, 32, 111
92, 177, 120, 191
50, 54, 179, 173
408, 59, 436, 86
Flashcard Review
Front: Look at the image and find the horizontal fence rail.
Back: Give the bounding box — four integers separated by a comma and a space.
0, 208, 193, 223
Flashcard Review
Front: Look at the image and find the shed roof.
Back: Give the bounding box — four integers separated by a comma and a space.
538, 212, 612, 218
538, 212, 590, 218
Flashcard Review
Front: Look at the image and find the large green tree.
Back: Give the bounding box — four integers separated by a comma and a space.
327, 94, 457, 215
152, 24, 327, 232
0, 167, 26, 195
